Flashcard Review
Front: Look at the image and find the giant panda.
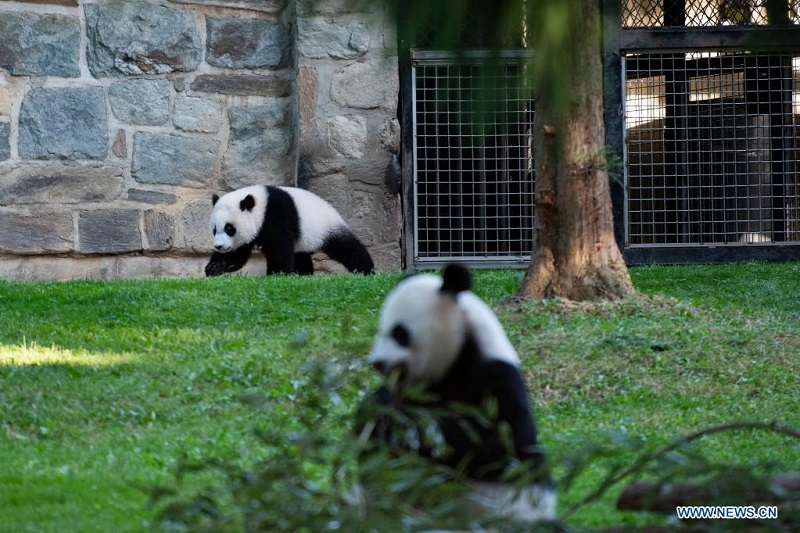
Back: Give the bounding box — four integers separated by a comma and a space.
205, 185, 374, 276
357, 264, 556, 524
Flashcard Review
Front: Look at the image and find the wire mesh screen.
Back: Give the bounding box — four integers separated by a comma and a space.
622, 0, 799, 28
623, 51, 800, 246
412, 54, 534, 266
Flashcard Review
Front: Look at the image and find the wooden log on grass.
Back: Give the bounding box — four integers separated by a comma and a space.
617, 473, 800, 514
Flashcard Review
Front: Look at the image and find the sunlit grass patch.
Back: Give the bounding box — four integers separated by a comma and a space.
0, 342, 134, 367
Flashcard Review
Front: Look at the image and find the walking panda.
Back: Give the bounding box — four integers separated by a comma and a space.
357, 264, 556, 524
205, 185, 374, 276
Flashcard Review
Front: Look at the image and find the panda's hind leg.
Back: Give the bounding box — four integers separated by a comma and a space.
294, 253, 314, 275
322, 230, 375, 274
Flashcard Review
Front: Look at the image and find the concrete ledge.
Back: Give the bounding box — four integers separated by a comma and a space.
0, 253, 365, 281
0, 255, 259, 281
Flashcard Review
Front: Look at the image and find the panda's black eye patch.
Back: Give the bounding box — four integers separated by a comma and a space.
390, 324, 411, 348
212, 227, 217, 236
224, 223, 236, 237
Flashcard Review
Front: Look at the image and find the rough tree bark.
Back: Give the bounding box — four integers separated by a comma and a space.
516, 0, 634, 301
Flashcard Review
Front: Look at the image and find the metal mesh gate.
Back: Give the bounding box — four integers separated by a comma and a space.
410, 51, 534, 268
623, 51, 800, 247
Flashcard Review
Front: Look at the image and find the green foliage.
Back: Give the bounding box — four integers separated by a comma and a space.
0, 264, 799, 531
582, 146, 626, 185
152, 362, 531, 532
390, 0, 585, 111
152, 360, 363, 532
527, 0, 583, 111
394, 0, 529, 49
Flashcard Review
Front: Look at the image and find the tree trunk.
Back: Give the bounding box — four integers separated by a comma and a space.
516, 0, 634, 301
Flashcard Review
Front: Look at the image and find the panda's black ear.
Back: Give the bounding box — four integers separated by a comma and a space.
212, 194, 220, 206
441, 264, 471, 295
239, 194, 256, 211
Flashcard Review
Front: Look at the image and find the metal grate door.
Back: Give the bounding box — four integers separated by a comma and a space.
409, 51, 535, 269
623, 51, 800, 247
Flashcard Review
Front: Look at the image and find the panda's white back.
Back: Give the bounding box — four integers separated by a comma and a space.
279, 186, 349, 252
457, 291, 520, 366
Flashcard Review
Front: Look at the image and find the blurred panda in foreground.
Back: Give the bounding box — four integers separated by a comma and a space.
356, 264, 556, 526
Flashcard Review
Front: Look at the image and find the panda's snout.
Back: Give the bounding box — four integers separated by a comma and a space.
371, 360, 388, 375
372, 360, 409, 387
213, 241, 233, 253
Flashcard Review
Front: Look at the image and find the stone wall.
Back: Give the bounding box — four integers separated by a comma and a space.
0, 0, 400, 280
297, 0, 401, 272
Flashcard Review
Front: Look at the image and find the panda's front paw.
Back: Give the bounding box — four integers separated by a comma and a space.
205, 260, 226, 277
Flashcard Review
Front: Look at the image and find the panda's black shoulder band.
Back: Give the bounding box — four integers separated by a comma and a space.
441, 264, 471, 295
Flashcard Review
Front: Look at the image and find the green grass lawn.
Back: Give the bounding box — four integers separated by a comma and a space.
1, 263, 799, 532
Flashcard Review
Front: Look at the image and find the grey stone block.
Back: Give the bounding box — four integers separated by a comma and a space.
308, 173, 348, 215
331, 62, 399, 111
222, 101, 296, 189
190, 75, 291, 97
174, 95, 223, 133
206, 17, 292, 69
109, 79, 170, 125
0, 122, 9, 161
298, 19, 369, 59
0, 12, 80, 77
378, 118, 401, 153
178, 200, 213, 252
0, 162, 124, 205
132, 132, 219, 188
326, 115, 367, 159
0, 213, 74, 253
351, 189, 375, 223
18, 87, 108, 160
144, 210, 174, 251
85, 1, 202, 78
126, 189, 177, 205
78, 210, 142, 254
